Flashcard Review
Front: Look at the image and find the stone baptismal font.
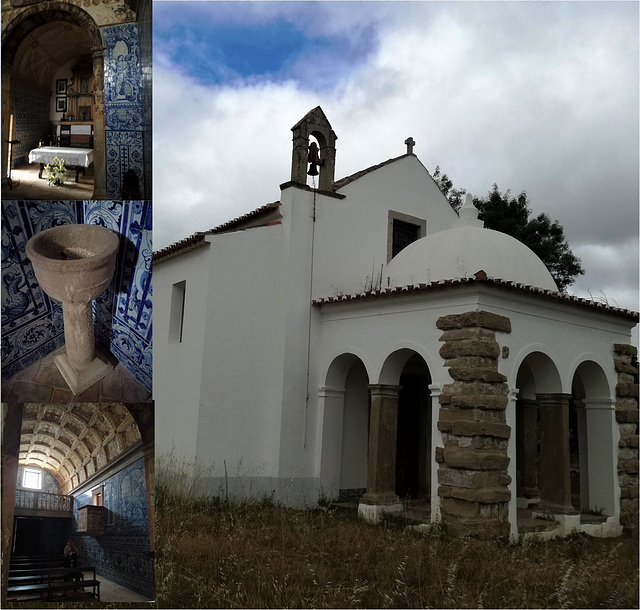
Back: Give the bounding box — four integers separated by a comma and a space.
26, 224, 120, 395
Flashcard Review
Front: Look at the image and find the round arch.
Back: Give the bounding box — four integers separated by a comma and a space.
377, 343, 438, 386
569, 356, 613, 401
514, 347, 563, 396
323, 350, 372, 390
1, 3, 106, 197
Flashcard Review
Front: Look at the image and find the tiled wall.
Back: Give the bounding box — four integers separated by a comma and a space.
103, 24, 145, 199
16, 465, 62, 495
10, 81, 50, 167
0, 201, 152, 392
72, 457, 153, 598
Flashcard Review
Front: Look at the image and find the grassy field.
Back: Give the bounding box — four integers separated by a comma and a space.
4, 474, 637, 609
154, 481, 639, 609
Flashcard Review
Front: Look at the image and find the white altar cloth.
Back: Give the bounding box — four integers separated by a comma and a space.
29, 146, 94, 167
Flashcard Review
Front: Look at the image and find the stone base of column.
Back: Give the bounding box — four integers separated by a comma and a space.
54, 345, 115, 395
358, 492, 403, 524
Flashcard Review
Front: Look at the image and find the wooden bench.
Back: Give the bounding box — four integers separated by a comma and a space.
7, 578, 100, 602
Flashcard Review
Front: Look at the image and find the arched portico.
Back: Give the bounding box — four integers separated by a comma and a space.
570, 359, 616, 517
1, 3, 107, 197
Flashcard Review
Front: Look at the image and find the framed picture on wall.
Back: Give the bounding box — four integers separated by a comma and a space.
56, 97, 67, 113
56, 79, 67, 94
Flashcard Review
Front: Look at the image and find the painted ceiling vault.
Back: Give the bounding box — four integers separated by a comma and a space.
19, 403, 141, 494
13, 22, 93, 91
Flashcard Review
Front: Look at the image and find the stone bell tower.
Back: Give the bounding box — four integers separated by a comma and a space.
290, 106, 337, 193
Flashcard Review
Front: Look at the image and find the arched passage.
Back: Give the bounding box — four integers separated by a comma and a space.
1, 3, 106, 197
395, 353, 432, 501
319, 353, 370, 501
515, 351, 575, 517
571, 359, 615, 516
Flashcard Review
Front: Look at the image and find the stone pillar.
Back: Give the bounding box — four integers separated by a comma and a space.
92, 46, 107, 199
436, 311, 512, 539
537, 393, 576, 514
358, 384, 403, 522
2, 404, 23, 604
517, 399, 540, 503
614, 344, 639, 533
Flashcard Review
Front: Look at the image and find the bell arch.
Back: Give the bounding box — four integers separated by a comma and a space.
1, 3, 106, 197
290, 106, 337, 192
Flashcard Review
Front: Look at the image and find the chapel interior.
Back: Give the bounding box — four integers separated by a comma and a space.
1, 402, 155, 603
1, 0, 152, 200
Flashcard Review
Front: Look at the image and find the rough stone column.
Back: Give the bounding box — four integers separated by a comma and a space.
361, 384, 402, 504
2, 404, 23, 604
537, 393, 576, 514
614, 344, 639, 533
92, 46, 107, 199
436, 311, 512, 539
517, 399, 540, 502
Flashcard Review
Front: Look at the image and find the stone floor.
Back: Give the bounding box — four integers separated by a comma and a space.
1, 347, 152, 403
3, 163, 94, 200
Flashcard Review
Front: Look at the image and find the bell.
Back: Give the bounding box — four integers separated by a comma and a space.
307, 141, 321, 176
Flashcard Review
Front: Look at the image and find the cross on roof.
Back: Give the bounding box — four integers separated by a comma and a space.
404, 137, 415, 155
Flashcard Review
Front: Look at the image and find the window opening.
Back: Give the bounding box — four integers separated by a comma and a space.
169, 280, 186, 343
22, 468, 42, 490
392, 219, 420, 258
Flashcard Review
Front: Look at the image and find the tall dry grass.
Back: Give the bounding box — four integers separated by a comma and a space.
154, 468, 639, 609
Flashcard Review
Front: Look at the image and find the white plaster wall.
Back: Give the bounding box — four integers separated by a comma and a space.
339, 361, 370, 490
312, 156, 458, 299
154, 245, 210, 467
195, 225, 288, 484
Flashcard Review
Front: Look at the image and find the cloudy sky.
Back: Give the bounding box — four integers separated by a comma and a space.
153, 0, 639, 314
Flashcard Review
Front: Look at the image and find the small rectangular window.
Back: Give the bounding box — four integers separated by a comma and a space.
392, 219, 420, 258
22, 468, 42, 490
388, 211, 426, 261
169, 280, 186, 343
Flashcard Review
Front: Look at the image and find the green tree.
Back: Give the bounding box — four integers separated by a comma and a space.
433, 169, 584, 291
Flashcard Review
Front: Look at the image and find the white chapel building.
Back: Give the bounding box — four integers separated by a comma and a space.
154, 107, 638, 539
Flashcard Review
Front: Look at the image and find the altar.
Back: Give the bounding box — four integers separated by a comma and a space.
28, 146, 94, 183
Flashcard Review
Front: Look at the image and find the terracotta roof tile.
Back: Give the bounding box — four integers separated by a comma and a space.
313, 273, 639, 321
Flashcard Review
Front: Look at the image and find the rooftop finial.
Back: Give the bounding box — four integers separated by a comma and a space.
404, 137, 415, 155
456, 193, 484, 228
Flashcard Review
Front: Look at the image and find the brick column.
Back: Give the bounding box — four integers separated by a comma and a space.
436, 311, 512, 539
358, 384, 403, 522
614, 344, 639, 533
537, 393, 576, 514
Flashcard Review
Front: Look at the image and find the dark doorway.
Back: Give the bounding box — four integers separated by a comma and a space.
395, 355, 431, 500
14, 517, 42, 554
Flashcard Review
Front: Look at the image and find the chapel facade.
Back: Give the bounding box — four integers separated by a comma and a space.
153, 107, 638, 539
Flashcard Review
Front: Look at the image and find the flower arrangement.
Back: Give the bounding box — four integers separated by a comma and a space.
45, 157, 66, 186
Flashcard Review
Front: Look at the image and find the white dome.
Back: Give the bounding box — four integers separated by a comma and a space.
386, 194, 558, 292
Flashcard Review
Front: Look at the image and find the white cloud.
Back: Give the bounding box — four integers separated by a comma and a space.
153, 1, 638, 318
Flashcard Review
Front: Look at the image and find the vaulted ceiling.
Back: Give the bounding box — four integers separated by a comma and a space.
19, 403, 141, 495
12, 21, 93, 92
